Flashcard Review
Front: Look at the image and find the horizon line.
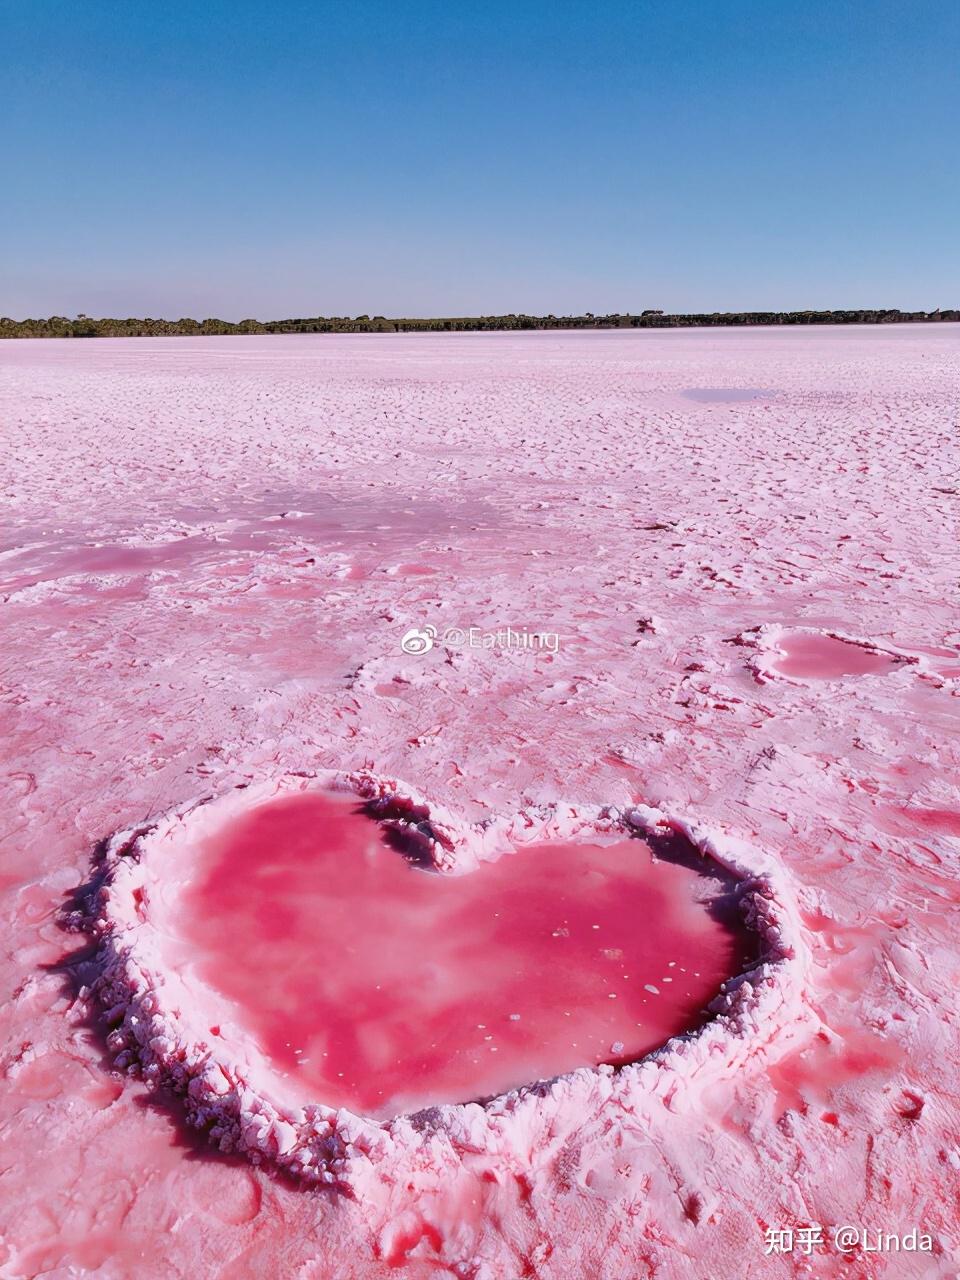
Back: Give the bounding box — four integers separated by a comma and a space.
3, 307, 960, 339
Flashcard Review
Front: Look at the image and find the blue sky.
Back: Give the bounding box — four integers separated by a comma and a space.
2, 1, 958, 318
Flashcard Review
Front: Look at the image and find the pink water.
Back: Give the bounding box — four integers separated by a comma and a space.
771, 631, 902, 679
174, 791, 748, 1117
0, 492, 500, 595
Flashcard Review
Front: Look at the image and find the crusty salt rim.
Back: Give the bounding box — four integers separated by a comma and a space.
76, 770, 814, 1197
738, 622, 921, 686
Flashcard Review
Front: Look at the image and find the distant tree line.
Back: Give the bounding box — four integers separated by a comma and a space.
1, 309, 957, 338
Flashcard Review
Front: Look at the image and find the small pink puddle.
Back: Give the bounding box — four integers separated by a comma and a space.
172, 791, 750, 1118
771, 632, 903, 680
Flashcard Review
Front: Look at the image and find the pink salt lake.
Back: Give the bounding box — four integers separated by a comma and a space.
171, 791, 749, 1118
5, 327, 960, 1279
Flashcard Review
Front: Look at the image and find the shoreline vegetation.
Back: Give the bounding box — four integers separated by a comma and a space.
1, 308, 958, 339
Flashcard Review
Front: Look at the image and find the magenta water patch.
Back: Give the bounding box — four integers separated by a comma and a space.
741, 625, 927, 687
0, 490, 502, 596
770, 631, 904, 679
169, 789, 751, 1118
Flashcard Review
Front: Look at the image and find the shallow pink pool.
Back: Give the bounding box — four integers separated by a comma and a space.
771, 631, 903, 679
172, 791, 749, 1117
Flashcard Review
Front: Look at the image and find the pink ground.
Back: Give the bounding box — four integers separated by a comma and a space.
2, 327, 959, 1278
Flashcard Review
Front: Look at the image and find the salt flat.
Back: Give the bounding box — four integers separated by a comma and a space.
1, 327, 958, 1278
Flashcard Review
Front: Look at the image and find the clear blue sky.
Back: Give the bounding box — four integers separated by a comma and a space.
2, 1, 958, 318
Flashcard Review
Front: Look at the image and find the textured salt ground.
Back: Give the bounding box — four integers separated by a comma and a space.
1, 326, 959, 1278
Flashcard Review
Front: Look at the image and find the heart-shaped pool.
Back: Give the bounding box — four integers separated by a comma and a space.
75, 774, 798, 1187
152, 788, 752, 1118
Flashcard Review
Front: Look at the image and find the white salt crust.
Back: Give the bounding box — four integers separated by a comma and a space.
78, 771, 814, 1200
